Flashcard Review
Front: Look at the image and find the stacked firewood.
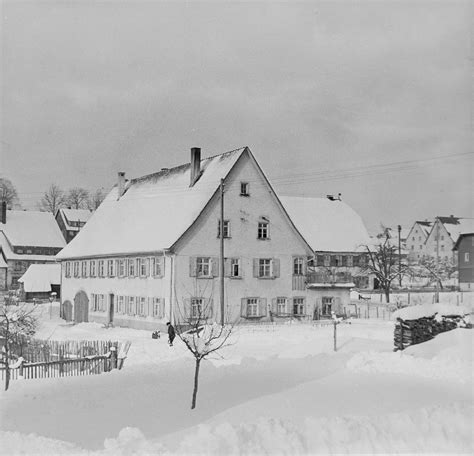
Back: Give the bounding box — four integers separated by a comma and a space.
394, 317, 434, 351
394, 314, 469, 351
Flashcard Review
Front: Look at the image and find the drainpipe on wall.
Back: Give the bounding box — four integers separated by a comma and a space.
164, 250, 176, 325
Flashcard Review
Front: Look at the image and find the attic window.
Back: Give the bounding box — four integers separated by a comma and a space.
240, 182, 250, 196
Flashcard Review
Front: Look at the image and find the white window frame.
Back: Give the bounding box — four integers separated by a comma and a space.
90, 260, 97, 277
240, 182, 249, 196
322, 296, 333, 315
65, 262, 71, 278
346, 255, 353, 267
277, 297, 287, 315
153, 298, 162, 318
196, 257, 211, 277
128, 296, 135, 315
81, 261, 88, 277
128, 258, 136, 277
293, 257, 304, 275
259, 259, 272, 278
465, 252, 470, 262
118, 259, 126, 278
107, 259, 116, 277
117, 295, 124, 314
257, 220, 269, 240
138, 297, 146, 317
139, 258, 148, 277
246, 298, 259, 317
217, 220, 231, 238
230, 258, 241, 277
98, 260, 105, 277
293, 297, 305, 316
191, 298, 204, 319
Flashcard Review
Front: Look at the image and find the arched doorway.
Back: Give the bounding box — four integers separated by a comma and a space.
61, 300, 73, 322
74, 291, 89, 323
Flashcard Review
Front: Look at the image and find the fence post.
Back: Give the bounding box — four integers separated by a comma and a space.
18, 358, 24, 379
408, 292, 411, 305
110, 346, 117, 370
333, 321, 337, 352
376, 307, 379, 318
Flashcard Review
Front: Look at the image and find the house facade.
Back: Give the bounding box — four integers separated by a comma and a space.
55, 208, 92, 243
452, 219, 474, 291
423, 217, 461, 263
57, 147, 353, 330
0, 203, 66, 290
405, 221, 432, 262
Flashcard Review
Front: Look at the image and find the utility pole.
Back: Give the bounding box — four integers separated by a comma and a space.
398, 225, 402, 288
220, 179, 225, 326
435, 220, 440, 303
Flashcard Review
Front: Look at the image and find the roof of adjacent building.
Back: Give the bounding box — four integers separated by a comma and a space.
452, 219, 474, 250
0, 232, 60, 262
18, 263, 61, 292
414, 221, 432, 237
57, 208, 93, 231
437, 216, 460, 225
0, 210, 66, 248
57, 147, 249, 259
279, 196, 371, 253
0, 254, 7, 268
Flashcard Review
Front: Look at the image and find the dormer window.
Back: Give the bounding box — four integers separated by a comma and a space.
240, 182, 249, 196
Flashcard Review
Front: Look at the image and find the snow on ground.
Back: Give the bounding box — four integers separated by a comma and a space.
1, 312, 473, 455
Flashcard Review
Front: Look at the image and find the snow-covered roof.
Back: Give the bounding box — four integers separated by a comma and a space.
443, 218, 474, 244
58, 208, 93, 230
0, 232, 59, 261
18, 263, 61, 292
0, 254, 7, 268
279, 197, 371, 252
0, 210, 66, 248
57, 148, 247, 259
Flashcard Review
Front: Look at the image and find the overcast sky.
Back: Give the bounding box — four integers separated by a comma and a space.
1, 0, 472, 232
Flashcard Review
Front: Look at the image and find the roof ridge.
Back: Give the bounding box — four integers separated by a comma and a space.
130, 146, 247, 185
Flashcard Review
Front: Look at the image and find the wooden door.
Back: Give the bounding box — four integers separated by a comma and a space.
74, 291, 89, 323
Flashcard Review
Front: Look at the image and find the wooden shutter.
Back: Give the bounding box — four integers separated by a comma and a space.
253, 258, 259, 277
240, 298, 247, 317
211, 257, 219, 277
272, 259, 280, 278
302, 298, 307, 316
224, 258, 231, 277
334, 296, 342, 313
160, 256, 165, 277
189, 257, 197, 277
89, 294, 94, 311
145, 258, 150, 276
258, 298, 267, 316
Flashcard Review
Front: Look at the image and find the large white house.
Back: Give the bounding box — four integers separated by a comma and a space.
57, 147, 355, 329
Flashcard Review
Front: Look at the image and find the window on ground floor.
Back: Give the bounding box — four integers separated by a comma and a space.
293, 297, 305, 316
322, 296, 333, 315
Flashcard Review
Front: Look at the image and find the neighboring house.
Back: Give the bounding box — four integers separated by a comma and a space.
280, 196, 372, 290
406, 221, 432, 261
18, 263, 61, 301
56, 147, 353, 330
0, 254, 7, 290
55, 208, 93, 243
423, 216, 463, 263
452, 219, 474, 291
0, 203, 66, 290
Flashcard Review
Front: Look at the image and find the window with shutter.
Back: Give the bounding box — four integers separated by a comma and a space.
293, 257, 304, 275
293, 297, 305, 316
276, 297, 287, 315
246, 298, 259, 317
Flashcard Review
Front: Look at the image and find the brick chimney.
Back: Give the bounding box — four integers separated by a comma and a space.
190, 147, 201, 187
1, 201, 6, 224
117, 172, 126, 200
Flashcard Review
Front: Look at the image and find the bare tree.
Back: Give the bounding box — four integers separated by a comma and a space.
38, 184, 67, 213
414, 256, 456, 290
0, 304, 38, 391
66, 187, 89, 209
88, 188, 106, 210
362, 231, 411, 303
0, 177, 20, 208
175, 296, 235, 409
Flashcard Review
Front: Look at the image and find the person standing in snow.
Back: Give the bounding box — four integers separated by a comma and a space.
167, 322, 176, 346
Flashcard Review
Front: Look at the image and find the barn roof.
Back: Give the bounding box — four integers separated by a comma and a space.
0, 210, 65, 248
18, 263, 61, 292
57, 147, 248, 259
279, 196, 371, 253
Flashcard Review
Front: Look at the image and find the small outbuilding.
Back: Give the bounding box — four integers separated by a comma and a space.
18, 263, 61, 301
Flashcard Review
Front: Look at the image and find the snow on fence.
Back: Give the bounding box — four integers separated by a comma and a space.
1, 339, 132, 383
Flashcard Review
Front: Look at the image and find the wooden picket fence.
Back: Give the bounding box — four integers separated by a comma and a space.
1, 339, 132, 383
